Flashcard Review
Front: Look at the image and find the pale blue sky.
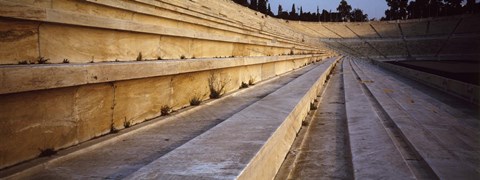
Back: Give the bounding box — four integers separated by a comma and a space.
268, 0, 389, 19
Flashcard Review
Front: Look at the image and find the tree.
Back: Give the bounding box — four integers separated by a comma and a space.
351, 8, 368, 22
465, 0, 478, 13
299, 6, 304, 20
317, 6, 320, 21
233, 0, 248, 7
249, 0, 258, 11
385, 0, 408, 20
258, 0, 267, 14
278, 4, 283, 16
406, 0, 429, 19
267, 3, 274, 16
290, 4, 298, 20
277, 4, 289, 19
337, 0, 352, 21
444, 0, 464, 15
399, 0, 408, 19
428, 0, 444, 17
321, 9, 330, 22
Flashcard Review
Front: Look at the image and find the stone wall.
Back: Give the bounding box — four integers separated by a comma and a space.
0, 55, 324, 169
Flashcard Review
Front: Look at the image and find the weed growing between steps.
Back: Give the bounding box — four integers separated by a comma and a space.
124, 119, 131, 128
18, 60, 28, 64
310, 102, 317, 110
208, 73, 230, 99
190, 95, 202, 106
110, 123, 119, 133
19, 57, 50, 64
37, 57, 49, 64
239, 82, 249, 89
136, 52, 143, 61
248, 76, 256, 85
38, 148, 57, 157
302, 120, 309, 126
161, 105, 172, 116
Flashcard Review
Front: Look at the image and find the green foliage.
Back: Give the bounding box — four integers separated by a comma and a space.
337, 0, 352, 21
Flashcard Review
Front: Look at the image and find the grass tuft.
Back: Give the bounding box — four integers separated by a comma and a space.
161, 105, 171, 116
18, 60, 28, 65
37, 57, 49, 64
38, 148, 57, 157
239, 82, 249, 89
136, 52, 143, 61
208, 73, 229, 99
190, 96, 202, 106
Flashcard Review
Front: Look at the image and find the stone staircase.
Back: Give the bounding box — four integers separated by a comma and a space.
1, 57, 339, 179
277, 58, 479, 179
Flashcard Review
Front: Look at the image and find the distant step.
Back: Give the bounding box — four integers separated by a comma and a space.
351, 59, 479, 179
343, 58, 416, 179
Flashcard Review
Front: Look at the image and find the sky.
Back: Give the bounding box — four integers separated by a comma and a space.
268, 0, 390, 20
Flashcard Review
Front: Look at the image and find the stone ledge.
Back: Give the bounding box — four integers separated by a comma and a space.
86, 0, 307, 48
0, 55, 325, 95
126, 56, 340, 179
0, 0, 318, 51
374, 60, 480, 105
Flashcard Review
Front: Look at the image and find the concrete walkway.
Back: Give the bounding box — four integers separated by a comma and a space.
275, 59, 354, 180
